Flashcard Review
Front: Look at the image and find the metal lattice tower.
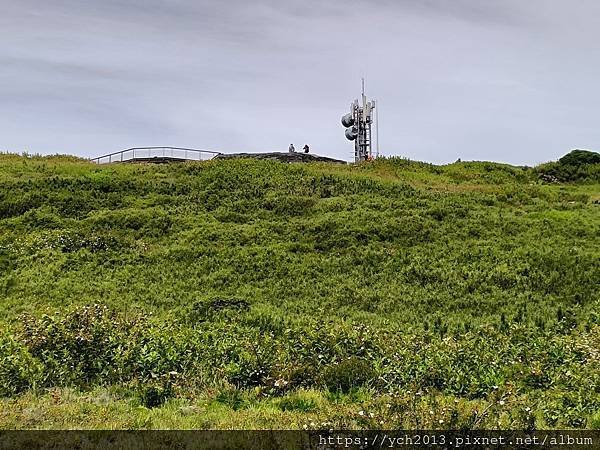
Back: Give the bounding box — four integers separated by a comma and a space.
341, 79, 377, 163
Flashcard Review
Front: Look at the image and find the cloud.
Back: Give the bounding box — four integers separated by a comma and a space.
1, 0, 599, 163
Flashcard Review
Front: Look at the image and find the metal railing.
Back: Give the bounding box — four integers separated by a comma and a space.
90, 147, 222, 164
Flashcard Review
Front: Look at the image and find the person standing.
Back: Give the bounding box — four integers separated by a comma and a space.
303, 144, 309, 154
289, 144, 295, 153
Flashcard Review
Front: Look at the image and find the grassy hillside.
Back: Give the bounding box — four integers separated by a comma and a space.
0, 154, 598, 429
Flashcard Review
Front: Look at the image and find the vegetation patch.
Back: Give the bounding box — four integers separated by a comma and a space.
0, 153, 598, 429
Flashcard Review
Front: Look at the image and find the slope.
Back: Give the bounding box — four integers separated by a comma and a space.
0, 154, 598, 429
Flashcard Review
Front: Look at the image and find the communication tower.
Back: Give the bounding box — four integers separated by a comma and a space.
341, 79, 377, 163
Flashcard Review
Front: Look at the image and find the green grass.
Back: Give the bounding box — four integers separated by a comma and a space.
0, 153, 598, 429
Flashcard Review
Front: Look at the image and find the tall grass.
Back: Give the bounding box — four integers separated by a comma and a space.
0, 154, 598, 429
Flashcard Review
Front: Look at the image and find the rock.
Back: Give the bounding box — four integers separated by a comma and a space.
539, 173, 559, 183
214, 152, 347, 164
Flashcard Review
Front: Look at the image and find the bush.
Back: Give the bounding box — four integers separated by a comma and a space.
19, 304, 146, 386
0, 333, 42, 397
225, 348, 274, 389
137, 375, 176, 408
285, 363, 319, 389
322, 357, 375, 393
536, 150, 600, 182
559, 149, 600, 166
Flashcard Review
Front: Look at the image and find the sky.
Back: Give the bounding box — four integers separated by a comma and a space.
1, 0, 599, 165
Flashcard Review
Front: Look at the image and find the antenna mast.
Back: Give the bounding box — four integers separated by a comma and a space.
375, 99, 380, 158
341, 79, 377, 163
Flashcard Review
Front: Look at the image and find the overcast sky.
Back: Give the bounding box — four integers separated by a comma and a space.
1, 0, 599, 164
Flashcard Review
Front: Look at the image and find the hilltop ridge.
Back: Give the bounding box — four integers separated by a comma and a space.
214, 151, 347, 164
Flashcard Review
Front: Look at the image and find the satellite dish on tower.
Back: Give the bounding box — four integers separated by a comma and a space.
345, 126, 358, 141
341, 113, 354, 128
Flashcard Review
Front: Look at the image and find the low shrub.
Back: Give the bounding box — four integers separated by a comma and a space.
277, 391, 319, 412
18, 304, 146, 386
322, 357, 375, 393
215, 386, 247, 411
0, 332, 43, 397
536, 150, 600, 183
137, 374, 177, 408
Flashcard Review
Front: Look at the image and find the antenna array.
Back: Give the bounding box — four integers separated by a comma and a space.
341, 79, 377, 163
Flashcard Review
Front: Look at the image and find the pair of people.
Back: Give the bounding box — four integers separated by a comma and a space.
289, 144, 309, 154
